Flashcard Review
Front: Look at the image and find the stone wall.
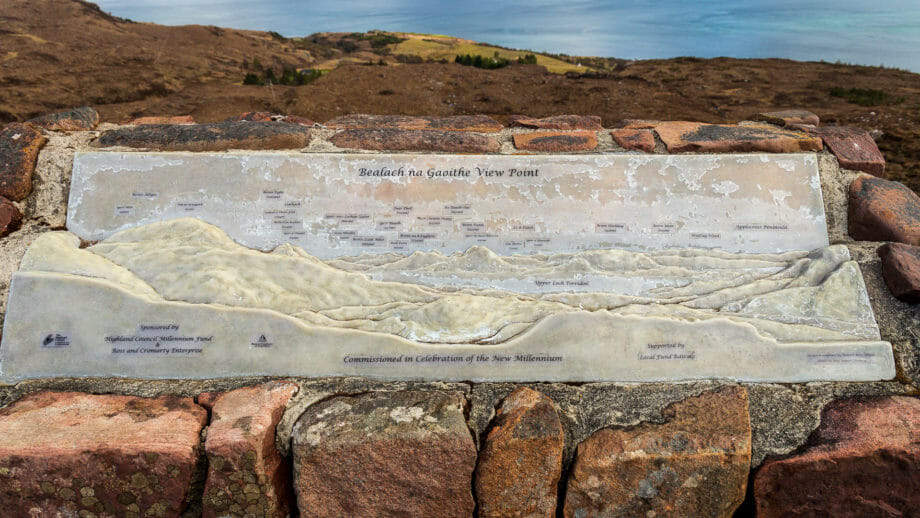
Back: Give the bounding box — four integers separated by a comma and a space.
0, 108, 918, 516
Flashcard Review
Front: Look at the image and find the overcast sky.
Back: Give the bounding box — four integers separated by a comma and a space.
92, 0, 920, 71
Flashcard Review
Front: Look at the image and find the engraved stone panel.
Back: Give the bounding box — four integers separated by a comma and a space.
0, 219, 893, 382
67, 152, 829, 256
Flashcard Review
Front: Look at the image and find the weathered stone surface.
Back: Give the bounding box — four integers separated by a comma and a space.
93, 122, 311, 151
326, 114, 502, 132
655, 121, 823, 153
21, 130, 95, 228
0, 391, 207, 517
807, 125, 886, 176
126, 115, 195, 125
199, 381, 298, 518
226, 112, 315, 125
513, 131, 598, 151
564, 386, 751, 518
0, 123, 46, 201
753, 109, 820, 127
0, 196, 21, 238
68, 152, 831, 255
755, 396, 920, 517
509, 114, 602, 130
877, 242, 920, 302
613, 119, 660, 129
848, 175, 920, 244
27, 106, 99, 131
291, 390, 476, 517
330, 128, 500, 152
611, 128, 655, 152
475, 387, 564, 518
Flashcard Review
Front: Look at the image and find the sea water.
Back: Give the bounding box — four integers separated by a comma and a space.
93, 0, 920, 72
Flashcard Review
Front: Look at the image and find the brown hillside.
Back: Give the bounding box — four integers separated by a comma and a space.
1, 0, 919, 191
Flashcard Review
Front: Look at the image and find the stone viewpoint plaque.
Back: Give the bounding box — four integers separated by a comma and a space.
67, 152, 830, 255
0, 152, 894, 382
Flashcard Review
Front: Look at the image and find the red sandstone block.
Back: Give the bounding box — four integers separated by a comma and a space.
611, 128, 655, 152
28, 106, 99, 131
0, 123, 46, 201
509, 114, 602, 130
93, 121, 311, 151
848, 175, 920, 244
613, 119, 660, 129
125, 115, 196, 125
200, 381, 299, 518
755, 396, 920, 517
753, 109, 820, 127
475, 388, 564, 518
330, 128, 500, 153
513, 131, 598, 151
655, 121, 823, 153
325, 114, 502, 132
0, 391, 207, 517
807, 125, 886, 177
281, 115, 316, 126
878, 242, 920, 302
292, 390, 477, 517
0, 195, 22, 238
565, 386, 750, 518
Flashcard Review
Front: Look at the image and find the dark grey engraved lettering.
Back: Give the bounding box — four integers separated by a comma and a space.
444, 204, 471, 215
638, 342, 696, 361
596, 223, 626, 234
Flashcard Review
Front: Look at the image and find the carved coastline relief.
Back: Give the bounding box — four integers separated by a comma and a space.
0, 218, 893, 382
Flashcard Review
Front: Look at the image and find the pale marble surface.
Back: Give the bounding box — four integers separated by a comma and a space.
0, 219, 893, 382
67, 152, 829, 256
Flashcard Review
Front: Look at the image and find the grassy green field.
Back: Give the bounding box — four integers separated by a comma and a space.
391, 34, 589, 74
